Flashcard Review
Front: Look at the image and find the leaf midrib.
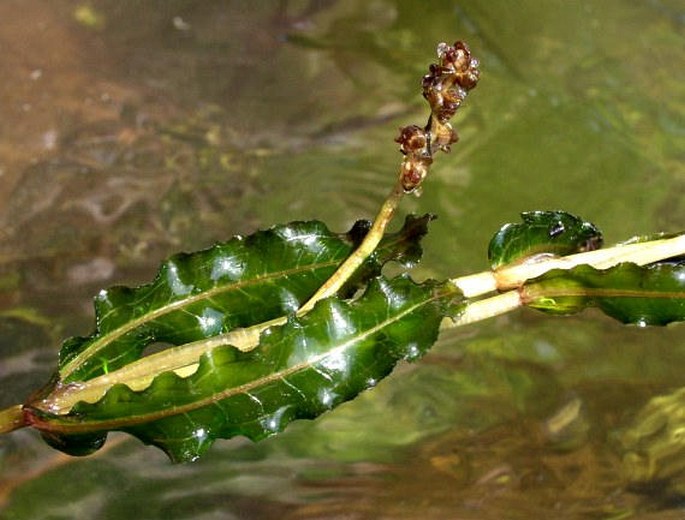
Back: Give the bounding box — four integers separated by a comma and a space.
60, 259, 343, 379
38, 287, 452, 432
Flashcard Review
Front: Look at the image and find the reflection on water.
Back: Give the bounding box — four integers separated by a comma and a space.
1, 1, 684, 518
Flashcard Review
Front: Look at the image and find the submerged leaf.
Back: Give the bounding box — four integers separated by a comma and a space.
27, 276, 463, 462
523, 262, 685, 326
488, 211, 603, 269
58, 215, 433, 383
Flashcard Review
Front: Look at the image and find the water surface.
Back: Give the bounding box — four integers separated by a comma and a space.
1, 1, 684, 518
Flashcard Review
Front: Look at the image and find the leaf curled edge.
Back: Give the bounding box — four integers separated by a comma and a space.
27, 275, 463, 462
488, 211, 603, 269
523, 262, 685, 326
57, 215, 434, 383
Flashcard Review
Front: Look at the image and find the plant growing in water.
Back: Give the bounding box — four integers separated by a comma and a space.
1, 41, 684, 470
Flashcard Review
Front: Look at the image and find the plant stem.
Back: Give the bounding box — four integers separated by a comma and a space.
451, 233, 685, 298
0, 405, 26, 434
298, 41, 481, 315
299, 179, 405, 314
40, 315, 291, 412
441, 233, 685, 331
446, 290, 523, 329
39, 232, 685, 414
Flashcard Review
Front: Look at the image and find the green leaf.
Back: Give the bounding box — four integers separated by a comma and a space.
27, 276, 463, 462
58, 215, 433, 383
488, 211, 603, 269
523, 262, 685, 326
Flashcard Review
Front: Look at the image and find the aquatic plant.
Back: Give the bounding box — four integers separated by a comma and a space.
1, 41, 684, 465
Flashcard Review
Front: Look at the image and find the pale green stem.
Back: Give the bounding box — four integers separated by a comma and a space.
451, 233, 685, 299
34, 232, 685, 416
40, 316, 289, 413
298, 180, 406, 314
0, 404, 26, 434
445, 290, 523, 329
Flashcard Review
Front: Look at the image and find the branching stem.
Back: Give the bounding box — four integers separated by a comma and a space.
451, 233, 685, 299
439, 233, 685, 332
39, 231, 685, 415
299, 180, 405, 314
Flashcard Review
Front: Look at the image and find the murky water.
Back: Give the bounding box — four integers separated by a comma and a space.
1, 1, 684, 518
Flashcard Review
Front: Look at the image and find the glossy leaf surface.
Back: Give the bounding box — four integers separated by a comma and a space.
58, 215, 433, 383
488, 211, 603, 269
523, 262, 685, 325
28, 276, 463, 462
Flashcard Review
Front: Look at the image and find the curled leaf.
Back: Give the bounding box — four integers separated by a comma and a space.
488, 211, 603, 269
27, 276, 463, 462
58, 215, 433, 383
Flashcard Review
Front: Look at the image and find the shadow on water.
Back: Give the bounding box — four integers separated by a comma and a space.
1, 1, 684, 518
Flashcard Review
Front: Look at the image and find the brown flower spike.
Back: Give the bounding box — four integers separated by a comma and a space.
299, 41, 479, 311
396, 40, 480, 192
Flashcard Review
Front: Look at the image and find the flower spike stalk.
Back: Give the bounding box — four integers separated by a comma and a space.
300, 41, 480, 311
